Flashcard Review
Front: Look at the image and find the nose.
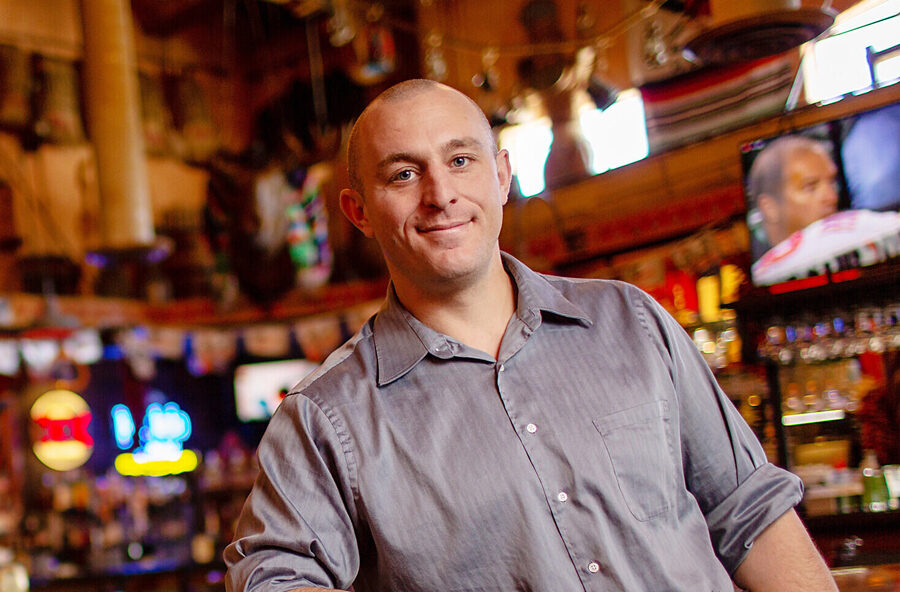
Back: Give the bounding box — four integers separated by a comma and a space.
421, 167, 456, 209
822, 181, 839, 211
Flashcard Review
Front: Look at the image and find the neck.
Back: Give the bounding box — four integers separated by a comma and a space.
392, 252, 516, 359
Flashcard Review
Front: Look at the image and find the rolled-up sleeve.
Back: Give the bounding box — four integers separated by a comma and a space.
224, 393, 360, 592
637, 290, 803, 574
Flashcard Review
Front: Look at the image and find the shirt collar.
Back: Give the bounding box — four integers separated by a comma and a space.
372, 252, 592, 386
501, 252, 592, 331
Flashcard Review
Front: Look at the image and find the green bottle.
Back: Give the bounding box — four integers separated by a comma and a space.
861, 449, 889, 512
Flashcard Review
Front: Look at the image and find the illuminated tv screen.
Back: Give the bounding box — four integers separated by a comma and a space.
233, 359, 319, 422
741, 100, 900, 287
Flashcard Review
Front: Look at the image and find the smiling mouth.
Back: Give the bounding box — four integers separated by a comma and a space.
418, 220, 470, 233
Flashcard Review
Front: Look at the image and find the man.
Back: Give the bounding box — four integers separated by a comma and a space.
747, 135, 900, 286
747, 135, 840, 262
225, 79, 837, 591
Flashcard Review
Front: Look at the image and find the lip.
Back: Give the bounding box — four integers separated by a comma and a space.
417, 220, 470, 233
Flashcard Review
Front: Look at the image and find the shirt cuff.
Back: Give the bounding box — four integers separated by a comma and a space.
705, 462, 804, 574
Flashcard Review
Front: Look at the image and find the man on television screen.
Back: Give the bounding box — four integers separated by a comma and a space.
748, 135, 840, 259
748, 135, 900, 285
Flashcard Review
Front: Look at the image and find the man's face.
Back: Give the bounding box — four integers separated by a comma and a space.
779, 148, 839, 237
341, 87, 511, 293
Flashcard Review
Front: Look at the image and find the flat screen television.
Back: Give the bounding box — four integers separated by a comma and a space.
741, 100, 900, 288
233, 359, 319, 422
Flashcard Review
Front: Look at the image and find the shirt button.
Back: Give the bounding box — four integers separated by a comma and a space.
498, 364, 505, 372
557, 491, 568, 502
526, 423, 538, 434
588, 562, 600, 574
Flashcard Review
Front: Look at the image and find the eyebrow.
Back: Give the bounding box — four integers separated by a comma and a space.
374, 136, 489, 176
442, 136, 485, 152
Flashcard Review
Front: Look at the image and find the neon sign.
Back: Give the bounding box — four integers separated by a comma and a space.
113, 400, 198, 477
30, 389, 94, 471
111, 404, 135, 449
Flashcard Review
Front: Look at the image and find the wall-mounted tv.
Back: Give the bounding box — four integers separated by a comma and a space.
741, 100, 900, 287
233, 359, 319, 422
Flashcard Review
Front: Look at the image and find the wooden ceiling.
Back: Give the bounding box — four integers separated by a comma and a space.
128, 0, 864, 96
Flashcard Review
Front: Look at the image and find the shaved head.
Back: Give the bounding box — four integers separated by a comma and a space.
347, 79, 496, 197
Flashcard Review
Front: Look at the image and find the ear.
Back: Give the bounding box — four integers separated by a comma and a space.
339, 188, 375, 238
496, 148, 512, 206
757, 193, 780, 225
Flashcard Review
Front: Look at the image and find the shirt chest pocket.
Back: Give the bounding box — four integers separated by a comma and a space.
593, 399, 675, 521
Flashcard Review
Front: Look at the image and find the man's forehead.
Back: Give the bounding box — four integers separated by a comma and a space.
786, 148, 835, 176
359, 92, 493, 155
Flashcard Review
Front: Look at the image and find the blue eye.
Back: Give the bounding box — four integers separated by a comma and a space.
452, 156, 469, 167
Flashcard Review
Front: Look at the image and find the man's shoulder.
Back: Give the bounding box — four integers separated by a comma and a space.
288, 323, 379, 407
539, 272, 647, 306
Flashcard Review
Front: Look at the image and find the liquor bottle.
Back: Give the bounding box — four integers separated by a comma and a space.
0, 547, 28, 592
861, 449, 889, 512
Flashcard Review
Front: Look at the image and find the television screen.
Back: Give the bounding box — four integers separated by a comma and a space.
233, 359, 319, 422
742, 101, 900, 287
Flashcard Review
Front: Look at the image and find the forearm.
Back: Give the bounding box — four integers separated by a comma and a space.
732, 509, 837, 591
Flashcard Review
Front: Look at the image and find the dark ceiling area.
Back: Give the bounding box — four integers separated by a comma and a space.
131, 0, 418, 53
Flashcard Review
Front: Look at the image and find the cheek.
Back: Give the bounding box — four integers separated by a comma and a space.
370, 204, 415, 238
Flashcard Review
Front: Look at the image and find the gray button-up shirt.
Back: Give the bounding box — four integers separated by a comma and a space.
225, 253, 802, 592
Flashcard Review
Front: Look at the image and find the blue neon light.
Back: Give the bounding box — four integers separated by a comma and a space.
139, 402, 191, 444
111, 404, 135, 450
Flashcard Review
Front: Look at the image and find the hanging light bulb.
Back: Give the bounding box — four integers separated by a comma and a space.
643, 19, 671, 67
328, 0, 357, 47
425, 32, 448, 81
472, 46, 500, 91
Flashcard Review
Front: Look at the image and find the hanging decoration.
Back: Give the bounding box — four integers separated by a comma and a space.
170, 70, 220, 164
61, 328, 104, 366
0, 339, 20, 376
294, 314, 343, 362
206, 158, 298, 305
286, 163, 333, 290
348, 4, 396, 85
117, 327, 157, 381
139, 71, 176, 157
29, 55, 86, 146
148, 327, 187, 360
342, 299, 382, 334
0, 45, 31, 133
186, 328, 237, 376
19, 337, 60, 376
243, 324, 292, 358
328, 0, 358, 47
0, 306, 389, 385
417, 0, 668, 82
